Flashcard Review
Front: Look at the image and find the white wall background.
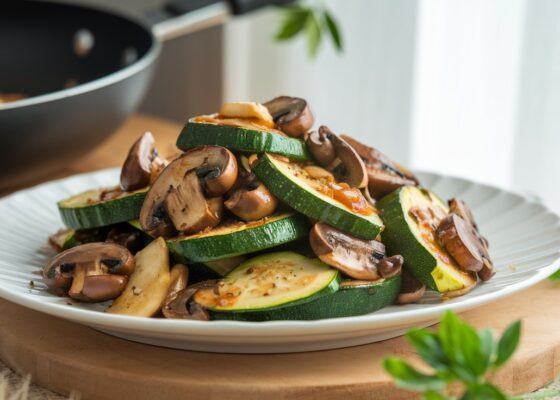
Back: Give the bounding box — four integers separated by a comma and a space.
223, 0, 560, 212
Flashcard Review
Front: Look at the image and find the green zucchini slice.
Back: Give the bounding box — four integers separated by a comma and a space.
58, 187, 148, 229
377, 186, 476, 292
194, 251, 339, 313
211, 275, 401, 321
167, 213, 310, 263
176, 118, 310, 160
253, 153, 384, 239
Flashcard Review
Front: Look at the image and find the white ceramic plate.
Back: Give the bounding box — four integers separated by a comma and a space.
0, 168, 559, 354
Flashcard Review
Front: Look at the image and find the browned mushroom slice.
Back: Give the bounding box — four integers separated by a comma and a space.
435, 214, 486, 273
309, 222, 385, 280
140, 146, 237, 237
164, 171, 223, 234
340, 134, 419, 198
43, 242, 135, 302
105, 225, 143, 253
395, 270, 426, 305
120, 132, 167, 191
306, 130, 337, 166
306, 126, 367, 188
224, 174, 278, 221
378, 255, 404, 279
162, 280, 217, 320
263, 96, 315, 137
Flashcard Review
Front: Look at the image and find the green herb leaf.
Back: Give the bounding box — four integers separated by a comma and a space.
383, 358, 446, 392
479, 328, 494, 369
305, 12, 322, 58
494, 320, 522, 367
406, 330, 448, 371
460, 383, 507, 400
323, 10, 342, 51
275, 8, 310, 41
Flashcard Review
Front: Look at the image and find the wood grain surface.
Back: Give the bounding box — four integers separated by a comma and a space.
0, 115, 558, 400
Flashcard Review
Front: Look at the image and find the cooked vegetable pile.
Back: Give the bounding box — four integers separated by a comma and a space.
45, 96, 494, 321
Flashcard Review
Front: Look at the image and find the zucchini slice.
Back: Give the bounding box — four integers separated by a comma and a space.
194, 251, 339, 313
253, 153, 384, 239
58, 187, 148, 229
211, 275, 401, 321
176, 118, 310, 160
167, 213, 310, 263
378, 186, 476, 292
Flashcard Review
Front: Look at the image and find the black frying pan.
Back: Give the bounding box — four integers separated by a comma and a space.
0, 0, 290, 189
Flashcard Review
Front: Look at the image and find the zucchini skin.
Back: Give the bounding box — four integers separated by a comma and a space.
176, 121, 310, 160
378, 188, 439, 289
211, 275, 401, 321
253, 154, 383, 239
58, 190, 147, 229
167, 214, 310, 263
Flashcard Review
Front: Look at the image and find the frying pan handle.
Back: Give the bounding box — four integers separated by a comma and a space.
148, 0, 295, 41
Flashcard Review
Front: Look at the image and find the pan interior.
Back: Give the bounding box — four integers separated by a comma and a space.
0, 1, 154, 99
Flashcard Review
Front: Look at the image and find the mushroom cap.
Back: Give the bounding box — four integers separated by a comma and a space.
395, 269, 426, 305
309, 222, 384, 280
140, 146, 237, 236
435, 214, 486, 272
43, 242, 135, 301
264, 96, 315, 137
120, 132, 156, 191
341, 134, 420, 193
162, 280, 216, 320
224, 175, 278, 221
327, 130, 368, 189
164, 171, 223, 234
377, 255, 404, 279
366, 168, 417, 199
305, 130, 337, 166
73, 274, 129, 303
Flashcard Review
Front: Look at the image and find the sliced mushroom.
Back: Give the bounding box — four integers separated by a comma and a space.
306, 130, 337, 166
140, 146, 237, 237
120, 132, 167, 191
378, 255, 404, 279
164, 171, 223, 234
435, 214, 486, 273
162, 280, 217, 320
309, 222, 387, 280
43, 242, 135, 302
306, 126, 367, 188
341, 134, 419, 198
263, 96, 315, 137
447, 198, 494, 281
224, 174, 278, 221
395, 270, 426, 305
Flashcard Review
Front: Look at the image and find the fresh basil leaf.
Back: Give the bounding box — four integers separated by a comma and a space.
407, 330, 448, 371
460, 383, 507, 400
439, 311, 486, 381
323, 10, 342, 51
275, 8, 310, 41
494, 320, 522, 367
383, 358, 446, 392
479, 328, 494, 369
305, 12, 322, 57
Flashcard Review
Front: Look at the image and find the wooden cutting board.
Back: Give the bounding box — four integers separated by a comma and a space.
1, 115, 559, 399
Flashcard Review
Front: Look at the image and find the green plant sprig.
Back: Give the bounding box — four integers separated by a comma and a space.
274, 3, 342, 58
383, 311, 522, 400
